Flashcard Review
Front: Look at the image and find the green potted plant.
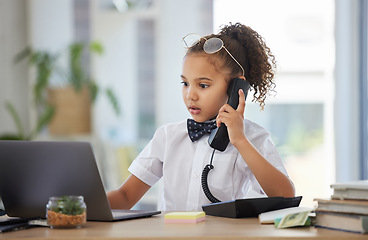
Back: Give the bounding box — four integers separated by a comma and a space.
47, 41, 120, 135
0, 41, 120, 140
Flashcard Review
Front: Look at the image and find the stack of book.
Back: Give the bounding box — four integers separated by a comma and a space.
314, 180, 368, 234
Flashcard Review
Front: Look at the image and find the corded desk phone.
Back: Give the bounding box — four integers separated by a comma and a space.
202, 78, 302, 217
202, 77, 250, 203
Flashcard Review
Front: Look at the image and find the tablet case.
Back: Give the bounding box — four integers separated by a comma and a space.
202, 196, 302, 218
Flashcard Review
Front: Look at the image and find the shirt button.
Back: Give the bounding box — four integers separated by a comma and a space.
194, 172, 199, 178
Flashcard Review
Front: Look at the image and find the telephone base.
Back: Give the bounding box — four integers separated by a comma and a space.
202, 196, 302, 218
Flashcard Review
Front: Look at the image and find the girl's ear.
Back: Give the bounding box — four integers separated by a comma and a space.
238, 76, 246, 81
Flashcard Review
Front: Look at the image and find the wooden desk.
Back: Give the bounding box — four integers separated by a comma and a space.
0, 214, 366, 240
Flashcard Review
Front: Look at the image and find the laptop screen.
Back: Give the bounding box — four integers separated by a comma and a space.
0, 140, 114, 220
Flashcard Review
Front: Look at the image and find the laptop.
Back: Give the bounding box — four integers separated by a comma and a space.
0, 140, 160, 221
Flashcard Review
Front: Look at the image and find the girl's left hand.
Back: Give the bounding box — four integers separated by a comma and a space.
216, 89, 246, 147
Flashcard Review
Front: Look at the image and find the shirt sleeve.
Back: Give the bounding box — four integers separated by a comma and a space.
234, 120, 288, 198
128, 126, 166, 186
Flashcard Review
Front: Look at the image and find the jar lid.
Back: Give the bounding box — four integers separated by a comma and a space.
49, 196, 84, 201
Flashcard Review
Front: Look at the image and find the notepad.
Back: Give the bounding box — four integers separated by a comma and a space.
164, 212, 206, 223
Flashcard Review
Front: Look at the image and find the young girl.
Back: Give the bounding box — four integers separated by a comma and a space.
107, 22, 295, 211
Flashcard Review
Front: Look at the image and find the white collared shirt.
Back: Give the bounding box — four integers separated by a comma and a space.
128, 119, 288, 211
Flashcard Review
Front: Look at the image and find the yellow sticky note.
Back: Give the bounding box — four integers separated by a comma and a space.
164, 212, 206, 223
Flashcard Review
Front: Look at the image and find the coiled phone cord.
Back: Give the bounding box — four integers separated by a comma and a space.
201, 148, 221, 203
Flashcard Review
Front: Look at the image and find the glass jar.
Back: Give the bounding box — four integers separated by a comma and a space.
46, 196, 87, 229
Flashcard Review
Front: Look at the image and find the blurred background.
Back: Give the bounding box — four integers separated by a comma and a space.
0, 0, 367, 210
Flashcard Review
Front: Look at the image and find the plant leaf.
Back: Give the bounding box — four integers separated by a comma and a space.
88, 81, 99, 103
32, 52, 55, 105
105, 88, 120, 116
13, 47, 32, 63
90, 41, 104, 55
29, 105, 55, 139
69, 42, 85, 91
0, 134, 24, 140
4, 101, 25, 139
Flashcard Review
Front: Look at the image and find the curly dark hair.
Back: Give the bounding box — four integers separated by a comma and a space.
185, 22, 276, 110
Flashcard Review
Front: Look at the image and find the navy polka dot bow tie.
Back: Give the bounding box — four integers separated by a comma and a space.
187, 119, 217, 142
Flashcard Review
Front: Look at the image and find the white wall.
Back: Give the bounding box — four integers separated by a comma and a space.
27, 0, 73, 51
0, 0, 29, 135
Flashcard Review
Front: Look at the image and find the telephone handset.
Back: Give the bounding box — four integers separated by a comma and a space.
208, 77, 250, 151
